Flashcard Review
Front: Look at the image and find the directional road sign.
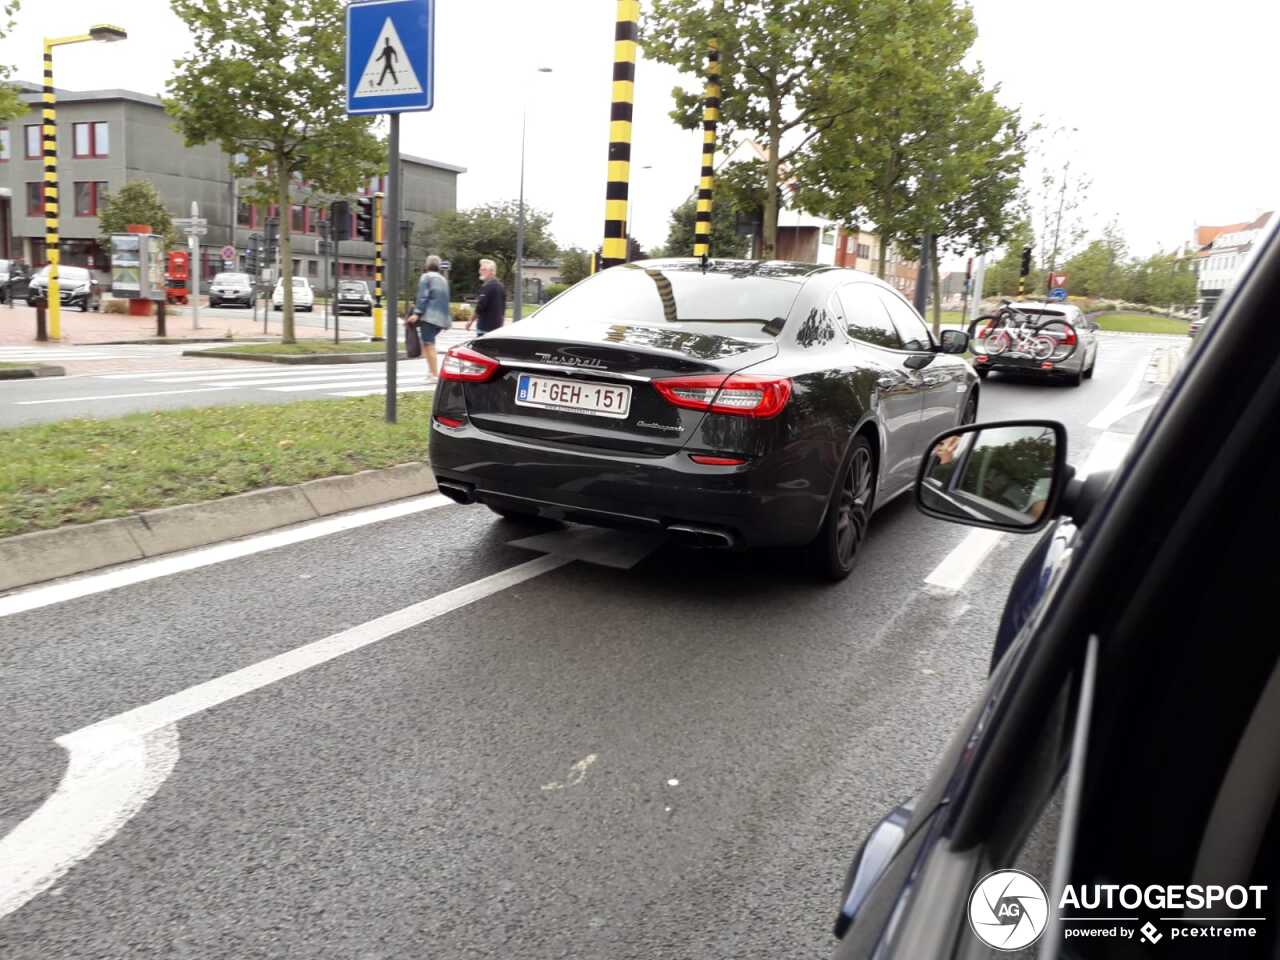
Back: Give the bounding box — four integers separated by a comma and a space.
1050, 287, 1068, 302
346, 0, 434, 115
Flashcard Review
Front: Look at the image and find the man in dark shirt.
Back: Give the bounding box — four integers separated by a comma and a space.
467, 258, 506, 336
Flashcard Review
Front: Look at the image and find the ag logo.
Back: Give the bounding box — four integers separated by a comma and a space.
968, 869, 1049, 950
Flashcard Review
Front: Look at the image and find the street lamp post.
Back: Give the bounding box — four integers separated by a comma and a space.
41, 25, 126, 340
513, 66, 553, 324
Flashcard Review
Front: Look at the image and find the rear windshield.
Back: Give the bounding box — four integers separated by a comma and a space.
533, 261, 806, 339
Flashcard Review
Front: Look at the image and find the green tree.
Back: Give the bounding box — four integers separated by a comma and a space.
794, 0, 1015, 311
166, 0, 384, 343
0, 3, 24, 123
415, 200, 557, 294
1062, 222, 1128, 298
96, 180, 179, 248
644, 0, 871, 259
662, 196, 748, 260
558, 247, 592, 286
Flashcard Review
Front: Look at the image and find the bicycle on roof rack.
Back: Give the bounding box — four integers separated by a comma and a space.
966, 300, 1079, 364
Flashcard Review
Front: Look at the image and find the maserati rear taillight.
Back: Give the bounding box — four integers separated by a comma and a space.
440, 346, 500, 382
653, 374, 792, 419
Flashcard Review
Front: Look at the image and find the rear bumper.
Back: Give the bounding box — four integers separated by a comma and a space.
428, 420, 827, 548
973, 350, 1083, 377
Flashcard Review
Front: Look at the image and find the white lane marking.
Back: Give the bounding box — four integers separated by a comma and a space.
1087, 358, 1148, 430
1078, 431, 1135, 478
13, 386, 237, 406
142, 368, 404, 384
0, 725, 179, 919
96, 369, 244, 379
157, 373, 426, 389
0, 554, 570, 919
924, 528, 1004, 591
263, 379, 410, 393
332, 384, 435, 397
0, 494, 452, 620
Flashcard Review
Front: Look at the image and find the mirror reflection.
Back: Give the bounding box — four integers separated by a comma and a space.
920, 425, 1058, 528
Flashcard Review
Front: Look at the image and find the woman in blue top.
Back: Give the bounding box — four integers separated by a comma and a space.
406, 254, 451, 380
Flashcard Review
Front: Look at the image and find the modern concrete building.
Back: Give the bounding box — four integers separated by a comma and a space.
0, 82, 463, 291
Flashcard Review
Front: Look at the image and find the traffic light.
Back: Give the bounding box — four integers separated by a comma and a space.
355, 197, 374, 241
265, 217, 279, 265
1019, 246, 1032, 277
244, 234, 261, 275
331, 201, 351, 241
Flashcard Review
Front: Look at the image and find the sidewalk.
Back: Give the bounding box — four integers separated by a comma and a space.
0, 302, 362, 347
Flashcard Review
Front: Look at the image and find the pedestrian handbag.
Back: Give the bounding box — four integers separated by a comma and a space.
404, 319, 423, 359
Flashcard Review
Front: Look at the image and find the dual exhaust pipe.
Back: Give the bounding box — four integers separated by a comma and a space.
434, 480, 738, 549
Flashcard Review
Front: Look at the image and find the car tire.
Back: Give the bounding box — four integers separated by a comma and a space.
976, 368, 989, 380
1068, 364, 1084, 387
805, 435, 875, 582
1085, 356, 1096, 379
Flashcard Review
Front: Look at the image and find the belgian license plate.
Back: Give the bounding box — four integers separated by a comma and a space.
515, 373, 631, 419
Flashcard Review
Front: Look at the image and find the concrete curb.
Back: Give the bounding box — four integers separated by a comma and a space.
182, 350, 407, 364
0, 462, 436, 593
0, 364, 65, 379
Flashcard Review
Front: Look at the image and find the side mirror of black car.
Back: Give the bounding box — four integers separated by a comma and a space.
938, 328, 969, 354
916, 420, 1069, 532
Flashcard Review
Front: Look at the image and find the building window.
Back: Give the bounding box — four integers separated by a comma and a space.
291, 204, 304, 232
237, 199, 254, 227
26, 181, 44, 216
73, 181, 109, 217
0, 128, 9, 161
72, 121, 109, 158
858, 243, 871, 259
25, 125, 41, 159
307, 260, 318, 277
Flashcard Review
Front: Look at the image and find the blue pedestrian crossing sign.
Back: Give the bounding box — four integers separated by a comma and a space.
346, 0, 434, 115
1050, 287, 1068, 302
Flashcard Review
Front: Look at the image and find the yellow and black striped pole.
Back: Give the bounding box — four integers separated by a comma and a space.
693, 39, 720, 258
600, 0, 638, 270
41, 40, 62, 339
373, 191, 384, 339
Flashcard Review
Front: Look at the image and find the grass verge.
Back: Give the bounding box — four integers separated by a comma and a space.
0, 393, 432, 538
0, 362, 37, 370
1093, 312, 1189, 335
195, 340, 384, 356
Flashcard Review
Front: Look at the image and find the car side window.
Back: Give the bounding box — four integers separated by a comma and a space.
879, 292, 934, 352
836, 284, 902, 350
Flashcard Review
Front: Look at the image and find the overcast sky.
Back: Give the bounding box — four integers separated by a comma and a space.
2, 0, 1275, 263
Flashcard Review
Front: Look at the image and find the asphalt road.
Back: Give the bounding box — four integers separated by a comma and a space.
0, 335, 1174, 959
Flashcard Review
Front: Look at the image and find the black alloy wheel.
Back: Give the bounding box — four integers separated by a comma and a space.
807, 435, 875, 581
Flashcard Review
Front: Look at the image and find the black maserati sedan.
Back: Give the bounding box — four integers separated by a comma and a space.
428, 259, 978, 579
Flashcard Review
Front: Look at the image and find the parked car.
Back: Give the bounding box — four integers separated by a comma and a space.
428, 259, 979, 580
970, 300, 1099, 386
1189, 314, 1208, 338
25, 265, 103, 311
272, 276, 314, 312
208, 272, 254, 308
335, 280, 374, 316
832, 217, 1280, 956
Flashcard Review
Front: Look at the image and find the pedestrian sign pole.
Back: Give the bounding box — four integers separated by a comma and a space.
346, 0, 434, 423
